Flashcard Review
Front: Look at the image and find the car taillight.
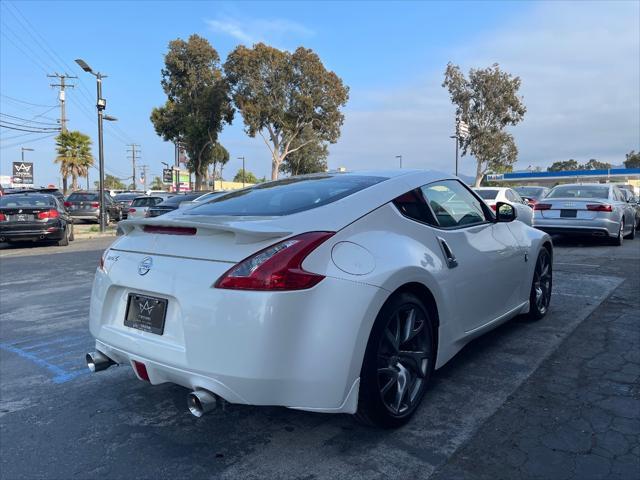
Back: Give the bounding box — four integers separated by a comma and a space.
129, 208, 136, 213
490, 204, 497, 211
64, 201, 71, 208
91, 202, 100, 208
37, 209, 60, 219
534, 203, 552, 210
587, 204, 613, 212
0, 212, 6, 222
215, 231, 335, 291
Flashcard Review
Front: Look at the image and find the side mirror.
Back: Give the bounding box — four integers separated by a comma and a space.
495, 202, 517, 222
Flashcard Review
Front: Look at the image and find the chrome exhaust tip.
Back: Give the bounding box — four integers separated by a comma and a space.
187, 390, 217, 417
86, 351, 115, 372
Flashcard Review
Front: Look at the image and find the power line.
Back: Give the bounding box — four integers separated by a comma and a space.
0, 132, 57, 150
0, 121, 60, 132
0, 94, 56, 109
0, 113, 59, 126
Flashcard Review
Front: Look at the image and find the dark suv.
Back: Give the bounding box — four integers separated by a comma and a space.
64, 191, 122, 224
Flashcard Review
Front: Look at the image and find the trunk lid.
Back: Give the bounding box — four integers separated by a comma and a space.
536, 197, 608, 220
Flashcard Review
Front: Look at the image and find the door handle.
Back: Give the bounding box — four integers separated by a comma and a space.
437, 237, 458, 268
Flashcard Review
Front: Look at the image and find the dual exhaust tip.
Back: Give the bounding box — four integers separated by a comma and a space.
86, 350, 218, 418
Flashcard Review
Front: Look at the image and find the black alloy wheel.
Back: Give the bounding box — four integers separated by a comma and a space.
356, 292, 435, 428
528, 248, 552, 320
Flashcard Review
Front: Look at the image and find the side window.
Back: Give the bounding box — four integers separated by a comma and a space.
392, 189, 437, 225
420, 180, 488, 228
612, 188, 622, 202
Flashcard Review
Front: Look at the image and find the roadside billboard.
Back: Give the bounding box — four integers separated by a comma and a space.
12, 162, 34, 186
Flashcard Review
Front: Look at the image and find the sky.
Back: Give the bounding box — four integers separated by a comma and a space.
1, 0, 639, 188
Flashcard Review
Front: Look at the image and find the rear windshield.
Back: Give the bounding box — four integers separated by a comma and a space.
115, 193, 140, 201
186, 175, 388, 217
132, 197, 162, 207
547, 185, 609, 199
0, 194, 56, 207
474, 189, 499, 200
514, 187, 544, 198
157, 193, 202, 206
67, 192, 98, 201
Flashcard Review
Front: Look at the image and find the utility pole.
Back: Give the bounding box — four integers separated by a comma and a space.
127, 144, 140, 190
395, 155, 402, 169
48, 73, 76, 133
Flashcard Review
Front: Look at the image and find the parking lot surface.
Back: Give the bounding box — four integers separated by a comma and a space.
0, 237, 638, 479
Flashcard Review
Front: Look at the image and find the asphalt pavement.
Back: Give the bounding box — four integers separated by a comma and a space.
0, 236, 638, 479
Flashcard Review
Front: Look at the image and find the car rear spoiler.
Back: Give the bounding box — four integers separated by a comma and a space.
119, 216, 292, 244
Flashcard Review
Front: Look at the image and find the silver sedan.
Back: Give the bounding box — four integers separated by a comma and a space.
532, 183, 636, 245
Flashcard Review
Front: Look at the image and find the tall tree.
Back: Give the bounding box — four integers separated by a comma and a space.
582, 159, 611, 170
233, 168, 258, 184
547, 159, 580, 172
151, 34, 234, 190
150, 176, 164, 190
54, 130, 94, 192
280, 126, 329, 176
624, 150, 640, 168
443, 63, 526, 187
209, 142, 229, 185
94, 174, 125, 190
224, 43, 349, 180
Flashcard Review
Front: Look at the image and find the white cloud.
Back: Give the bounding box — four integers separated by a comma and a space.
329, 1, 640, 176
206, 16, 314, 46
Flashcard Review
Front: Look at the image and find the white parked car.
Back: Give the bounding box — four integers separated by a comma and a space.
127, 196, 164, 219
87, 171, 553, 428
474, 187, 534, 226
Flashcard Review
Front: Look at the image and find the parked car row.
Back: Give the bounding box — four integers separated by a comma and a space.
0, 187, 227, 247
474, 183, 639, 245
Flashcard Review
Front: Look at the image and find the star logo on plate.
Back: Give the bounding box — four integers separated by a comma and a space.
138, 300, 155, 315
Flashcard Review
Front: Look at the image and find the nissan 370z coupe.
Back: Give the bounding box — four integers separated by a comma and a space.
87, 170, 553, 428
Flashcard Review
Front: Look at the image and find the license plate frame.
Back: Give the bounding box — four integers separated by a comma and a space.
560, 209, 577, 218
124, 293, 168, 335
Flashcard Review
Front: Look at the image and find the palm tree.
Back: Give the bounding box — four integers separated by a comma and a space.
55, 131, 94, 193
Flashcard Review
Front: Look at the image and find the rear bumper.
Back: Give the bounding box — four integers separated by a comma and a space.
533, 218, 619, 237
0, 226, 64, 241
69, 212, 99, 221
89, 261, 387, 414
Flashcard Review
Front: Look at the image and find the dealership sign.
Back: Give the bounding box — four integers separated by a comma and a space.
12, 162, 34, 185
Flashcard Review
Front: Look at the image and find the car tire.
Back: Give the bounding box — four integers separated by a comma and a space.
355, 291, 435, 428
57, 226, 70, 246
527, 248, 552, 321
613, 220, 624, 246
624, 220, 636, 239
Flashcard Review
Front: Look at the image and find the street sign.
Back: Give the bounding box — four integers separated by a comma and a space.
162, 168, 173, 183
12, 162, 34, 185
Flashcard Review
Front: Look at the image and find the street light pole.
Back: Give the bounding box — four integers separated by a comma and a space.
396, 155, 402, 169
21, 147, 34, 163
76, 58, 116, 233
237, 156, 245, 187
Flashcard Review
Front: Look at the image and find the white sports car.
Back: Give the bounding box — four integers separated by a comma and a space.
87, 170, 553, 428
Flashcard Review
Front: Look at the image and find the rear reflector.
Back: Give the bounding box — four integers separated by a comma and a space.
143, 225, 197, 235
534, 203, 552, 210
37, 209, 60, 219
132, 360, 150, 382
63, 201, 71, 208
215, 231, 335, 291
587, 204, 613, 212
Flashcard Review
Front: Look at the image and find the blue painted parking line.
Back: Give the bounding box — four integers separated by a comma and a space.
0, 332, 93, 384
